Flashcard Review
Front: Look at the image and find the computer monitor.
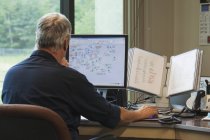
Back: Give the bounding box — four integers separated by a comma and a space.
68, 34, 128, 89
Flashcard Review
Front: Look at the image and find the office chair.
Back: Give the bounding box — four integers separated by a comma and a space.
0, 104, 71, 140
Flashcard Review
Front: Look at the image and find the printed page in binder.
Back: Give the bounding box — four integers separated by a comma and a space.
167, 49, 203, 96
127, 48, 166, 96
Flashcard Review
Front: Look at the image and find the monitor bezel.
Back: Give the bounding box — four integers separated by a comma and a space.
66, 34, 128, 89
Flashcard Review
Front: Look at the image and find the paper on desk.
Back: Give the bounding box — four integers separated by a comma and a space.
81, 116, 88, 120
202, 113, 210, 121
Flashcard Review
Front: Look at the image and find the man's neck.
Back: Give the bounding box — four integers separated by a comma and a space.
38, 48, 61, 63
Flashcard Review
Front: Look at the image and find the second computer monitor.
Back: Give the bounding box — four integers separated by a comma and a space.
68, 34, 128, 89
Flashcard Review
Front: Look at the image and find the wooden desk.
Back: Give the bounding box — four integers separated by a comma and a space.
175, 116, 210, 140
78, 116, 210, 140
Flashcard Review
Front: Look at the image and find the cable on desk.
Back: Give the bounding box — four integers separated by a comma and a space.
158, 107, 197, 124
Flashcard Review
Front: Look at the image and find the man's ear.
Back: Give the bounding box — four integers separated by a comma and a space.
63, 46, 67, 51
63, 39, 67, 51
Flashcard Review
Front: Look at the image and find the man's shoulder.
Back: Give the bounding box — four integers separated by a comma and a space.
62, 67, 87, 79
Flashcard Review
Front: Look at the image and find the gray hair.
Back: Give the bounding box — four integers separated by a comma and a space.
35, 13, 71, 50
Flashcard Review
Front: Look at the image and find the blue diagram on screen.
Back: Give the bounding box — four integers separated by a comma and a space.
69, 35, 127, 88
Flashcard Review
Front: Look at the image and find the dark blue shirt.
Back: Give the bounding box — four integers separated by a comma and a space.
2, 50, 120, 140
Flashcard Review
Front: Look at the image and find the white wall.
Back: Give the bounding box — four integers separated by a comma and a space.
174, 0, 210, 76
144, 0, 210, 76
144, 0, 174, 58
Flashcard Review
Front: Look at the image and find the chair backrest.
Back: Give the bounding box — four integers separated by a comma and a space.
0, 104, 71, 140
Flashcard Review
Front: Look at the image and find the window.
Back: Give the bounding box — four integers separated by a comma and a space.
0, 0, 60, 103
75, 0, 123, 34
0, 0, 123, 103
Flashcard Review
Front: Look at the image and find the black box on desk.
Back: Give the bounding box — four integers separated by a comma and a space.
98, 89, 127, 107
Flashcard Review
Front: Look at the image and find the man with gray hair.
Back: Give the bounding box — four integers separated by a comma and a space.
2, 13, 157, 140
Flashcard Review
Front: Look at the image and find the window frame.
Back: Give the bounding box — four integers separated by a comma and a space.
60, 0, 75, 34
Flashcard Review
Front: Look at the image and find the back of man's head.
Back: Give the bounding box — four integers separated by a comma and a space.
35, 13, 71, 50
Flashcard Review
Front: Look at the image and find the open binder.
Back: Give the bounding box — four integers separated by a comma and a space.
127, 48, 203, 97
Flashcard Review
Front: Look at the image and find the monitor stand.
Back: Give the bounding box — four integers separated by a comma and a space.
97, 88, 127, 107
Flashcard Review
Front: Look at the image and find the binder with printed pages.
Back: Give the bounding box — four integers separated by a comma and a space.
127, 48, 203, 97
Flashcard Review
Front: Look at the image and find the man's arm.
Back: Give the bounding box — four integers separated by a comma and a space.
120, 106, 158, 123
